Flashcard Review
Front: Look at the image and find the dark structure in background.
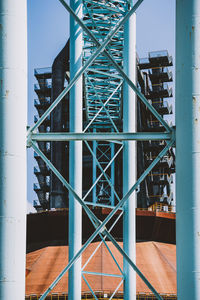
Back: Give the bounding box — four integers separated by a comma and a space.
33, 45, 175, 212
137, 51, 175, 208
50, 41, 70, 208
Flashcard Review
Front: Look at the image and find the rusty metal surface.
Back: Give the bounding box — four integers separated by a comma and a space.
26, 242, 176, 296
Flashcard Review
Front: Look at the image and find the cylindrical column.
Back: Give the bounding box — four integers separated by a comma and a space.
123, 10, 136, 300
110, 141, 115, 206
0, 1, 27, 299
69, 0, 82, 299
93, 129, 97, 204
176, 1, 200, 299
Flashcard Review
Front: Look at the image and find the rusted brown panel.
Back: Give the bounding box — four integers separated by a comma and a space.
136, 210, 155, 217
26, 242, 176, 296
156, 212, 176, 219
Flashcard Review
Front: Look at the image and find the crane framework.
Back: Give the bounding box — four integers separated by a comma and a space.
0, 0, 200, 300
29, 1, 173, 299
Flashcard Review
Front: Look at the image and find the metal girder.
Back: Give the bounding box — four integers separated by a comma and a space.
34, 139, 174, 300
29, 131, 173, 142
27, 0, 143, 136
58, 0, 171, 133
84, 140, 121, 204
26, 0, 176, 299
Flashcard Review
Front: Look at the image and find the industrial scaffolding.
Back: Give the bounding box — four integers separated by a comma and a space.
0, 0, 200, 300
33, 52, 175, 212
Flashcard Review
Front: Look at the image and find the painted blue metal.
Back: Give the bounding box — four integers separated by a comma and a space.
176, 0, 200, 298
0, 1, 27, 299
109, 279, 123, 300
123, 9, 136, 300
57, 0, 171, 133
82, 271, 123, 278
111, 140, 115, 206
83, 0, 125, 124
106, 231, 163, 300
37, 139, 172, 300
32, 142, 100, 226
30, 131, 172, 141
82, 274, 98, 300
28, 0, 143, 135
83, 82, 123, 132
92, 129, 97, 204
83, 143, 123, 203
69, 1, 83, 298
81, 211, 124, 275
29, 1, 176, 299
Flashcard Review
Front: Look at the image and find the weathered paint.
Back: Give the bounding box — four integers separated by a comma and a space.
123, 9, 137, 300
68, 0, 83, 299
0, 1, 27, 299
176, 0, 200, 298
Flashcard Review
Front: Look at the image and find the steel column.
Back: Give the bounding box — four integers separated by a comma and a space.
176, 0, 200, 299
123, 9, 136, 300
92, 129, 97, 204
30, 132, 172, 142
0, 1, 27, 299
69, 0, 82, 299
111, 140, 115, 206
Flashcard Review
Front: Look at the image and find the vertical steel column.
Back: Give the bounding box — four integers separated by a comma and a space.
69, 0, 83, 299
111, 141, 115, 206
93, 129, 97, 204
123, 8, 136, 300
176, 0, 200, 299
0, 1, 27, 299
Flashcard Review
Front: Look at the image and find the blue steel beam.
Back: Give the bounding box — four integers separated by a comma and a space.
68, 0, 83, 299
82, 271, 123, 278
81, 211, 124, 275
29, 131, 173, 142
28, 0, 144, 134
82, 0, 125, 125
92, 130, 97, 204
123, 8, 136, 299
84, 141, 122, 203
109, 280, 123, 300
27, 1, 175, 298
57, 0, 172, 133
32, 142, 100, 227
82, 144, 123, 202
82, 274, 98, 300
83, 82, 123, 132
37, 140, 173, 300
105, 231, 163, 300
176, 0, 200, 298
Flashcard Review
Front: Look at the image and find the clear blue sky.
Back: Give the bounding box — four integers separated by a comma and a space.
27, 0, 175, 212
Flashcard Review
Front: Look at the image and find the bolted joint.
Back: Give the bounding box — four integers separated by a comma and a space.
99, 224, 107, 236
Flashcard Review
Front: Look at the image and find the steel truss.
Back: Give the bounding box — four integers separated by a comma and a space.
27, 0, 175, 299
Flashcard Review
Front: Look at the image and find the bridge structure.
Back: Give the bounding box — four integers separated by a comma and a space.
0, 0, 199, 300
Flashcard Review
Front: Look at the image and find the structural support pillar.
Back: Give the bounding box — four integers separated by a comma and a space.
0, 1, 27, 299
176, 0, 200, 298
111, 140, 115, 207
123, 9, 136, 300
69, 0, 83, 299
92, 129, 97, 205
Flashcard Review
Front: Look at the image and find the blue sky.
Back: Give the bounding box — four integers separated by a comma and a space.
27, 0, 175, 212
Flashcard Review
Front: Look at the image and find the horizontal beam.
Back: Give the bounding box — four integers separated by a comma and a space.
58, 0, 172, 133
38, 139, 173, 300
83, 201, 123, 210
82, 271, 123, 278
29, 132, 173, 142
